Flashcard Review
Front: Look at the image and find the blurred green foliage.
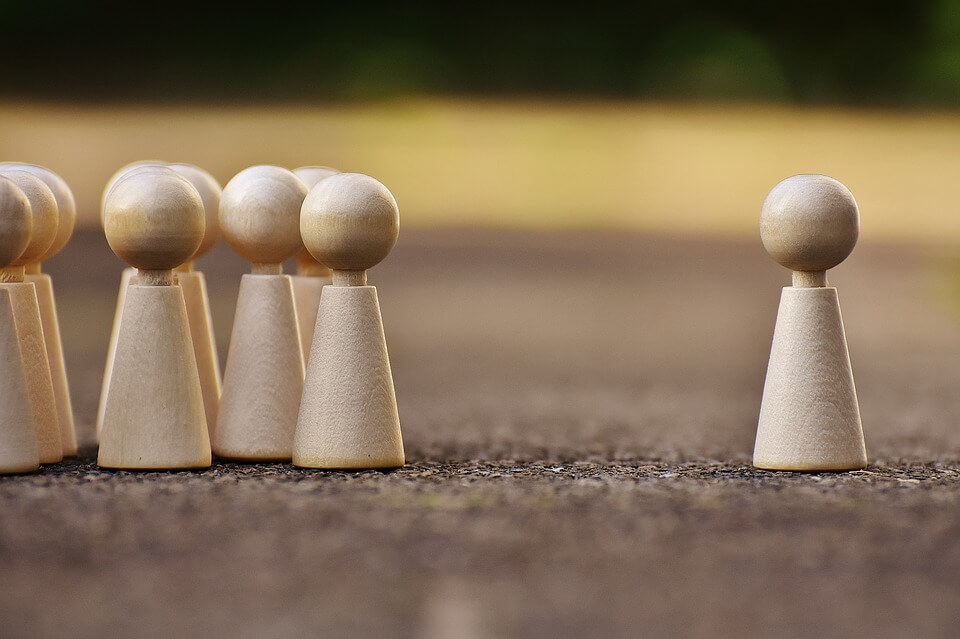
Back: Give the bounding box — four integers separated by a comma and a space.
2, 0, 959, 105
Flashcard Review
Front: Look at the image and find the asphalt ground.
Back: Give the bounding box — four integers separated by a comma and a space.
1, 229, 959, 638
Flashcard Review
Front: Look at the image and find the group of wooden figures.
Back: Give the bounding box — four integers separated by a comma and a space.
0, 162, 405, 473
0, 162, 870, 475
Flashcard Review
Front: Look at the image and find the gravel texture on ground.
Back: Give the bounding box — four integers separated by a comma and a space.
1, 230, 959, 638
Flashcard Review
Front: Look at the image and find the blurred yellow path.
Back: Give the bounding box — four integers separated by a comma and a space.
2, 99, 959, 242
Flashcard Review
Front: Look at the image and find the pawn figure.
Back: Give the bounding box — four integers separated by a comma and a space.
215, 165, 307, 460
2, 163, 80, 455
0, 176, 40, 473
294, 173, 405, 469
98, 166, 211, 469
0, 169, 62, 464
754, 174, 867, 471
291, 166, 339, 362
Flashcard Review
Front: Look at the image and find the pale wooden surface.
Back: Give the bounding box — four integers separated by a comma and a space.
168, 164, 220, 259
0, 164, 75, 263
178, 271, 221, 439
214, 274, 304, 460
98, 285, 210, 469
0, 177, 31, 275
295, 285, 404, 468
219, 165, 307, 265
300, 173, 399, 272
27, 273, 78, 456
760, 174, 859, 274
290, 274, 326, 363
1, 171, 58, 267
0, 288, 39, 473
103, 167, 204, 270
1, 283, 61, 463
95, 267, 134, 440
755, 287, 866, 470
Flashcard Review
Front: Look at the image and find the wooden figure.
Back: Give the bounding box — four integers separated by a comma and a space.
294, 173, 404, 469
754, 174, 867, 471
95, 161, 164, 440
2, 164, 79, 456
169, 163, 222, 439
291, 166, 338, 362
0, 176, 40, 474
98, 166, 211, 470
0, 169, 62, 464
214, 165, 307, 461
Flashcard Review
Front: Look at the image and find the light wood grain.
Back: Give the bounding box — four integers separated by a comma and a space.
1, 282, 62, 463
294, 285, 403, 469
179, 270, 221, 439
290, 273, 327, 363
98, 285, 211, 469
214, 274, 304, 460
26, 273, 77, 456
0, 287, 39, 474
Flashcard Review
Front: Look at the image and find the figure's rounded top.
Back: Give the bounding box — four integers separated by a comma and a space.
0, 177, 32, 269
101, 160, 166, 224
219, 165, 308, 264
293, 166, 339, 189
169, 163, 221, 258
103, 166, 205, 270
300, 173, 399, 271
759, 174, 859, 272
3, 164, 76, 261
0, 170, 59, 266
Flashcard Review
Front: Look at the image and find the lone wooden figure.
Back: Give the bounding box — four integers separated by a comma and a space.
294, 173, 405, 470
754, 174, 867, 471
98, 166, 211, 470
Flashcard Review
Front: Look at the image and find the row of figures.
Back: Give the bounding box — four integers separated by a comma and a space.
0, 164, 867, 474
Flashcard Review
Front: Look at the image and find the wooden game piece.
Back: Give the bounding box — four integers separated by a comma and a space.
94, 162, 163, 441
754, 174, 867, 471
293, 173, 404, 469
0, 176, 40, 474
2, 164, 80, 456
169, 163, 223, 439
98, 166, 211, 470
291, 166, 338, 361
214, 165, 307, 461
0, 169, 62, 464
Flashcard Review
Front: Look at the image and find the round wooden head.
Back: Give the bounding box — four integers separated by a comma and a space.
300, 173, 399, 272
760, 174, 859, 272
220, 165, 307, 265
0, 177, 32, 269
0, 170, 59, 267
103, 166, 205, 270
101, 160, 166, 224
169, 163, 221, 259
4, 164, 76, 262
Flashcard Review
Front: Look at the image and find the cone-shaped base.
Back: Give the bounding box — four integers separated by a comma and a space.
214, 274, 304, 461
291, 274, 328, 364
0, 288, 40, 474
26, 273, 77, 456
179, 271, 221, 438
294, 285, 404, 469
98, 285, 211, 470
754, 286, 866, 471
96, 267, 135, 441
0, 282, 62, 464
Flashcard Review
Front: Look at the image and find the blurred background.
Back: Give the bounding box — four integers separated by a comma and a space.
3, 1, 960, 240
